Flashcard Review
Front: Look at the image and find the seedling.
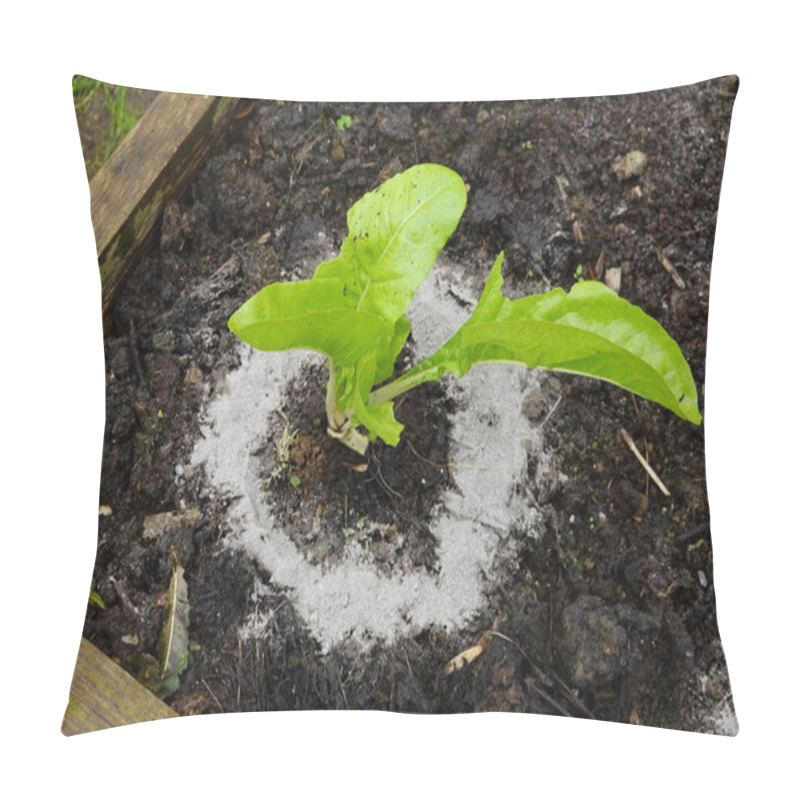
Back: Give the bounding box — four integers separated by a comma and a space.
266, 411, 299, 486
229, 164, 701, 454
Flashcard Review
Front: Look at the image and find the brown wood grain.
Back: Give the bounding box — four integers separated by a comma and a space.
62, 637, 179, 735
88, 91, 242, 316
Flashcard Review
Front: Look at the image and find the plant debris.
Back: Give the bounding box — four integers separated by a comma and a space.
156, 549, 190, 697
444, 628, 495, 675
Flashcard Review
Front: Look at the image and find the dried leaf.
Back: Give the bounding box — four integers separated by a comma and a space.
156, 549, 190, 696
604, 266, 622, 294
444, 629, 494, 675
660, 254, 686, 289
444, 643, 486, 675
340, 461, 369, 473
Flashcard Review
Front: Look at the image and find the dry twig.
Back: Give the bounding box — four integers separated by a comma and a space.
619, 427, 671, 497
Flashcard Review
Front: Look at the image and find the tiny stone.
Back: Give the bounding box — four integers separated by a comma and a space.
184, 363, 202, 385
521, 384, 546, 421
143, 507, 202, 540
704, 673, 727, 702
612, 150, 648, 180
331, 139, 347, 163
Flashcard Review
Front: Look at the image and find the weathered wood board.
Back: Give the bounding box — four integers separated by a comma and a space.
88, 91, 242, 315
64, 91, 244, 734
62, 637, 178, 736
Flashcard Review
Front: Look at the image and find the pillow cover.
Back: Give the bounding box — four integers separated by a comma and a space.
64, 76, 738, 735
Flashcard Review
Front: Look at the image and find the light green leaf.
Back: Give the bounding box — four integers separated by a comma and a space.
375, 253, 701, 424
314, 164, 467, 322
229, 279, 394, 366
350, 353, 403, 445
88, 589, 106, 610
229, 165, 465, 447
330, 353, 403, 447
375, 314, 411, 384
230, 165, 701, 454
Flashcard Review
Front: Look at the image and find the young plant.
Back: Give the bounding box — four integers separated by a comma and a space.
229, 164, 701, 454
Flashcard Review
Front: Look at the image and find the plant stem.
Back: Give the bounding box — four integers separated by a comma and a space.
368, 366, 441, 405
325, 358, 369, 454
325, 358, 346, 431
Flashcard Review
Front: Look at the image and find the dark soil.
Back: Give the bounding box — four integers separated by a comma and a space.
262, 364, 453, 576
79, 76, 738, 732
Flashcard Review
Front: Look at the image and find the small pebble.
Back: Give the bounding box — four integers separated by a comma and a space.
143, 507, 202, 541
331, 139, 346, 163
612, 150, 647, 180
184, 363, 202, 385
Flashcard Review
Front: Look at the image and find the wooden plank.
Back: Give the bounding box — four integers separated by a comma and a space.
89, 91, 242, 315
62, 637, 178, 736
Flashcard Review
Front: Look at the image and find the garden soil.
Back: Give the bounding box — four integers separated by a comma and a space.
77, 76, 738, 732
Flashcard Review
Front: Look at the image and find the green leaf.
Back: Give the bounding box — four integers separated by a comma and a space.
350, 352, 403, 445
328, 353, 403, 447
229, 163, 466, 365
229, 165, 700, 454
314, 164, 467, 322
375, 314, 411, 384
376, 253, 701, 424
229, 164, 466, 447
229, 279, 393, 366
